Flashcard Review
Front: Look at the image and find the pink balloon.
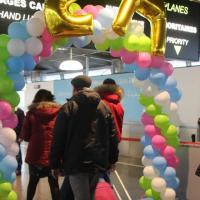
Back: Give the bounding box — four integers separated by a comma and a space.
75, 9, 87, 15
161, 146, 176, 159
95, 5, 104, 12
167, 155, 179, 168
135, 52, 152, 68
40, 40, 52, 57
42, 28, 54, 43
152, 135, 166, 151
141, 112, 154, 125
150, 55, 165, 68
83, 5, 99, 18
34, 55, 40, 64
160, 62, 174, 76
0, 101, 12, 120
121, 51, 138, 64
2, 113, 18, 129
144, 124, 161, 138
110, 49, 125, 57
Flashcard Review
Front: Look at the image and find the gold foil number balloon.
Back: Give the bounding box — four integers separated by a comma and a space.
112, 0, 166, 56
44, 0, 93, 37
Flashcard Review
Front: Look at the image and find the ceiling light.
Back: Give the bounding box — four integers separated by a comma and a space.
59, 60, 83, 71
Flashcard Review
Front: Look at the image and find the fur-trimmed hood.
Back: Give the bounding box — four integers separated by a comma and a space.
94, 84, 124, 102
28, 101, 61, 119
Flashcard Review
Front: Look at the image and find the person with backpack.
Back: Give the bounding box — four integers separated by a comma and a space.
50, 75, 119, 200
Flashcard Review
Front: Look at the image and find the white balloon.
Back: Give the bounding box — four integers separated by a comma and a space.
143, 166, 160, 179
161, 188, 176, 200
105, 29, 119, 40
142, 83, 159, 96
154, 91, 170, 106
142, 156, 153, 166
7, 39, 25, 56
151, 177, 167, 192
91, 34, 106, 44
127, 21, 144, 36
0, 120, 2, 128
33, 11, 45, 23
93, 20, 102, 37
96, 8, 115, 29
0, 128, 16, 148
26, 17, 45, 37
7, 142, 19, 156
25, 37, 43, 55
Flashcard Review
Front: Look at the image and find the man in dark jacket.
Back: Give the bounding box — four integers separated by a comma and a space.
50, 75, 119, 200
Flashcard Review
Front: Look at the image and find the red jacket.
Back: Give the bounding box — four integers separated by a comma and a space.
20, 102, 60, 166
95, 84, 124, 142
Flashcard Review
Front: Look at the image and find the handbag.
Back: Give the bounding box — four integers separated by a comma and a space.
195, 164, 200, 176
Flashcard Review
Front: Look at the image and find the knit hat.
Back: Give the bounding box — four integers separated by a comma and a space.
71, 75, 92, 89
103, 78, 116, 85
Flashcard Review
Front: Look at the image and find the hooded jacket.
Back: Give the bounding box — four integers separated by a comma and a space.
50, 88, 119, 174
95, 84, 124, 142
20, 102, 60, 166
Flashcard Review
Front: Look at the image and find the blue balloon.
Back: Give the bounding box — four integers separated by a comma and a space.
73, 36, 91, 48
167, 87, 182, 102
20, 53, 36, 71
149, 69, 167, 87
0, 144, 6, 160
135, 67, 151, 81
162, 166, 176, 180
0, 155, 18, 174
7, 56, 24, 73
3, 171, 16, 183
7, 73, 25, 91
144, 145, 159, 159
152, 156, 167, 172
8, 22, 30, 40
123, 63, 138, 73
141, 135, 151, 147
166, 177, 180, 190
161, 76, 177, 90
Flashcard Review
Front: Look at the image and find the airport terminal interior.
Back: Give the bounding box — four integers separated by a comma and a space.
0, 0, 200, 200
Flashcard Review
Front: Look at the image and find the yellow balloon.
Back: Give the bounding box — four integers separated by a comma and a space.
112, 0, 166, 56
44, 0, 93, 37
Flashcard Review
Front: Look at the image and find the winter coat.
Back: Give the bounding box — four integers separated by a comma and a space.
95, 84, 124, 142
20, 102, 60, 167
50, 88, 119, 175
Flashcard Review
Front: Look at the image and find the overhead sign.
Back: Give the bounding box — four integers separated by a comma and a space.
165, 0, 200, 61
0, 0, 44, 34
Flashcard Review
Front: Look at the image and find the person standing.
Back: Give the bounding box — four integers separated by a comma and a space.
20, 89, 60, 200
15, 107, 25, 175
50, 75, 119, 200
95, 78, 124, 142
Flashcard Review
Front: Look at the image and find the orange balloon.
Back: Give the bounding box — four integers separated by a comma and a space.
112, 0, 166, 56
44, 0, 93, 37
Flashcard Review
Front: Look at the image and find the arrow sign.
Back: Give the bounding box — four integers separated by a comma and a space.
174, 45, 182, 55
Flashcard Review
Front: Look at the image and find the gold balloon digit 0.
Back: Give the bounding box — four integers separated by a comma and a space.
113, 0, 166, 56
44, 0, 93, 37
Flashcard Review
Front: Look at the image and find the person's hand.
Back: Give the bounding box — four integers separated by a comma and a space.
109, 164, 116, 172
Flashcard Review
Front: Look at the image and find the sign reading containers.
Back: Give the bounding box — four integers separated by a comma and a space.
165, 0, 200, 61
0, 0, 44, 34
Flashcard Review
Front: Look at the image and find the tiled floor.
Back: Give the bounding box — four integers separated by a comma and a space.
13, 150, 144, 200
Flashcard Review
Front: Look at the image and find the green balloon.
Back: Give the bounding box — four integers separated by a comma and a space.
0, 90, 20, 108
0, 34, 10, 48
145, 189, 160, 200
138, 35, 151, 52
0, 61, 8, 75
123, 34, 140, 51
7, 191, 17, 200
139, 176, 151, 190
165, 125, 178, 138
154, 114, 170, 130
0, 75, 14, 94
0, 182, 12, 196
167, 137, 180, 148
0, 49, 10, 61
139, 94, 154, 107
95, 40, 110, 51
146, 104, 162, 117
54, 38, 69, 47
110, 37, 123, 51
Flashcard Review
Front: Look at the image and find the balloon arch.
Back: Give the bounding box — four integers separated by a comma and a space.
0, 1, 181, 199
